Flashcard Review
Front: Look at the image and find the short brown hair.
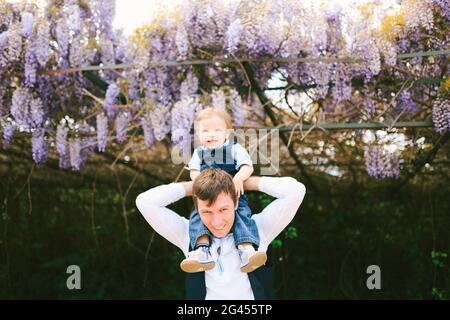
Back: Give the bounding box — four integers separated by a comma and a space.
192, 168, 237, 208
195, 107, 233, 129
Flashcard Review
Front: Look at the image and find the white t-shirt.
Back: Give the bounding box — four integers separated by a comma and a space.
135, 176, 306, 299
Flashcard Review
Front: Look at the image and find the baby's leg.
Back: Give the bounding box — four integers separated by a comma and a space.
232, 195, 260, 249
233, 196, 267, 273
181, 207, 215, 273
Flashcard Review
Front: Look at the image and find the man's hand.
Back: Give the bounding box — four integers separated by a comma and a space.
243, 176, 261, 192
233, 176, 244, 199
181, 181, 194, 196
190, 170, 200, 181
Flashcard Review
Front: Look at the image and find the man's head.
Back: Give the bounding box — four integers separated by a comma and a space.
192, 168, 237, 238
195, 107, 233, 149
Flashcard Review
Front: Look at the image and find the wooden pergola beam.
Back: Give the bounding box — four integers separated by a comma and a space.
262, 120, 434, 131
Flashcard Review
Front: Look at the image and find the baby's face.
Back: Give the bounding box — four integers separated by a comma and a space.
197, 115, 230, 148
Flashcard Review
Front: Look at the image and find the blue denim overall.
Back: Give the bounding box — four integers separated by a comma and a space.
189, 142, 260, 250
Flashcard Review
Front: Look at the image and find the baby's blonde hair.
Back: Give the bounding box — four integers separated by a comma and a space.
195, 107, 233, 129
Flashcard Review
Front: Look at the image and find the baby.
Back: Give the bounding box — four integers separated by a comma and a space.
180, 107, 267, 273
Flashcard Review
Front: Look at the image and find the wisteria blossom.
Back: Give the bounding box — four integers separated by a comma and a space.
364, 145, 401, 179
103, 83, 120, 118
2, 122, 15, 145
69, 137, 82, 171
115, 111, 131, 144
96, 113, 108, 152
140, 112, 155, 148
210, 89, 227, 111
0, 0, 446, 178
396, 91, 417, 114
150, 104, 171, 141
432, 98, 450, 133
171, 96, 202, 152
56, 122, 68, 158
229, 88, 244, 126
31, 128, 48, 164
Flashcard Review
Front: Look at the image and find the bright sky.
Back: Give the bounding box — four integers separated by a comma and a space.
6, 0, 398, 35
113, 0, 399, 35
113, 0, 183, 35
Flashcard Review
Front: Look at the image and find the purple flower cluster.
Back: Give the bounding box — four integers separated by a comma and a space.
229, 88, 244, 126
364, 145, 400, 179
211, 89, 227, 111
2, 122, 15, 145
0, 0, 447, 178
104, 83, 120, 118
150, 104, 171, 141
3, 23, 22, 65
180, 72, 199, 97
56, 122, 69, 168
432, 0, 450, 21
432, 98, 450, 133
31, 128, 48, 164
396, 91, 417, 114
69, 137, 82, 171
171, 96, 201, 151
21, 12, 33, 38
10, 87, 32, 132
24, 43, 38, 86
175, 26, 190, 59
332, 66, 352, 104
115, 111, 131, 144
66, 4, 82, 34
140, 112, 155, 148
97, 0, 116, 41
224, 19, 244, 53
96, 113, 108, 152
127, 73, 141, 100
364, 95, 376, 119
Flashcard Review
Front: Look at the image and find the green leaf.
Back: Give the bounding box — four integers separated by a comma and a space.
270, 239, 283, 249
285, 226, 299, 239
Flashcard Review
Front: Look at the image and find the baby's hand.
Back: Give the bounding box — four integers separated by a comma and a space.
232, 176, 244, 199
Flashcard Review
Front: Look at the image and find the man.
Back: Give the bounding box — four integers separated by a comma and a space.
135, 168, 306, 299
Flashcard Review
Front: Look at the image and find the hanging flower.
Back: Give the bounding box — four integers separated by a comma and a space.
229, 88, 244, 126
224, 18, 243, 53
69, 137, 83, 171
115, 111, 131, 144
21, 12, 34, 38
140, 112, 155, 148
364, 145, 400, 179
211, 89, 227, 111
32, 128, 49, 164
171, 96, 201, 151
180, 72, 199, 98
96, 113, 108, 152
432, 98, 450, 133
103, 83, 120, 118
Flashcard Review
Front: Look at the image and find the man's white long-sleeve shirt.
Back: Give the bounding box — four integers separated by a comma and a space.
135, 176, 306, 300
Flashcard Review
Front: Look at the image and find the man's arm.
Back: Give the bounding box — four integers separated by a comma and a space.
135, 181, 194, 256
190, 170, 201, 181
244, 176, 306, 250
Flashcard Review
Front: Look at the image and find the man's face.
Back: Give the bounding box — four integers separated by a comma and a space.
197, 192, 236, 238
